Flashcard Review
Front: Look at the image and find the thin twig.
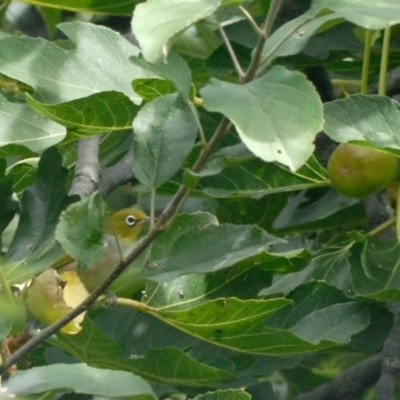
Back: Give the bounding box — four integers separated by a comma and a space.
238, 5, 264, 37
241, 0, 283, 83
218, 23, 245, 79
360, 29, 373, 95
367, 216, 396, 238
378, 27, 391, 96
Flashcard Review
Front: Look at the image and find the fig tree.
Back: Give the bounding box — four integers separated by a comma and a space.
327, 143, 400, 199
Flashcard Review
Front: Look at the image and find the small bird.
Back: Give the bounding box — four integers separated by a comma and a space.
58, 208, 151, 291
24, 208, 151, 334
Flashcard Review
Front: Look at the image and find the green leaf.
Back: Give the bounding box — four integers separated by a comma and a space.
0, 95, 66, 152
151, 212, 218, 260
201, 66, 324, 171
37, 6, 62, 38
261, 243, 354, 296
131, 52, 192, 100
350, 237, 400, 301
16, 0, 140, 15
0, 144, 37, 159
198, 153, 329, 198
273, 189, 367, 233
262, 8, 341, 64
0, 164, 18, 243
27, 91, 140, 134
123, 313, 198, 354
8, 161, 39, 196
150, 297, 337, 355
266, 282, 370, 344
53, 318, 235, 387
290, 303, 369, 344
5, 148, 73, 284
172, 19, 221, 60
205, 42, 251, 76
266, 282, 348, 326
5, 363, 156, 398
143, 220, 285, 282
144, 254, 306, 311
132, 93, 198, 188
191, 390, 251, 400
133, 78, 178, 102
348, 303, 392, 353
0, 294, 13, 340
0, 22, 147, 105
123, 347, 236, 387
312, 0, 400, 29
55, 193, 106, 272
131, 0, 222, 62
324, 95, 400, 155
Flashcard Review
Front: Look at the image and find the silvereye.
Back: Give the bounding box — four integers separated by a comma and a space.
58, 208, 151, 292
24, 208, 150, 334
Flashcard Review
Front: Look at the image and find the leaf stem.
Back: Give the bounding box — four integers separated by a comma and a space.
332, 79, 362, 87
189, 101, 207, 145
368, 216, 396, 238
396, 181, 400, 237
361, 29, 373, 95
115, 297, 154, 313
218, 23, 245, 79
379, 27, 391, 96
150, 188, 156, 229
238, 5, 264, 37
0, 263, 13, 302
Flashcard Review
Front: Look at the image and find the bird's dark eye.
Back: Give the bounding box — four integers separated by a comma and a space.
125, 215, 137, 226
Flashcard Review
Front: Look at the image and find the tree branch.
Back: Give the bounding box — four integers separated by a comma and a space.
241, 0, 283, 83
293, 353, 382, 400
376, 303, 400, 400
69, 136, 101, 198
98, 148, 135, 198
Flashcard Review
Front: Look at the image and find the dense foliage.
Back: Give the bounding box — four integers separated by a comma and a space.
1, 0, 400, 399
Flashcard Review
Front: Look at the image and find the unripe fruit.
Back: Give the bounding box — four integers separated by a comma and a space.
25, 269, 89, 334
327, 143, 400, 199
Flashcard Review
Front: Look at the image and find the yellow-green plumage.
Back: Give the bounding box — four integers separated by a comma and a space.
58, 208, 150, 292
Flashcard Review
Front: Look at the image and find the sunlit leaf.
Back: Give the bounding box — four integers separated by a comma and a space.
350, 237, 400, 301
5, 364, 156, 398
132, 0, 222, 62
16, 0, 140, 15
201, 67, 323, 171
133, 93, 198, 188
324, 95, 400, 156
312, 0, 400, 29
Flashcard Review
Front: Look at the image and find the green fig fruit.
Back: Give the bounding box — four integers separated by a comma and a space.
25, 269, 89, 334
328, 143, 400, 199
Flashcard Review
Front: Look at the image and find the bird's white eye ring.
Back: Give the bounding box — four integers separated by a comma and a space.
125, 215, 137, 226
